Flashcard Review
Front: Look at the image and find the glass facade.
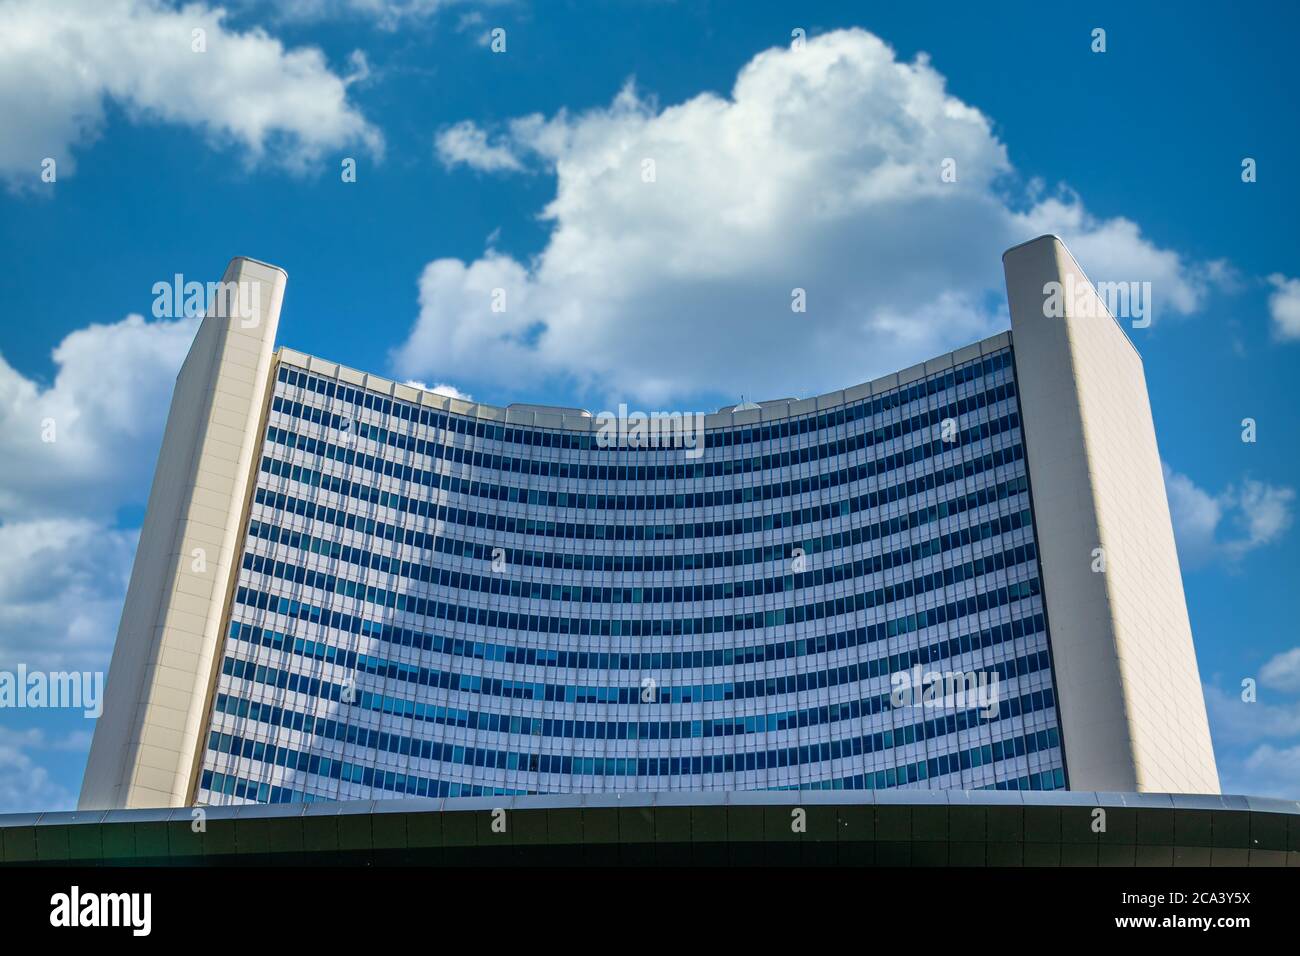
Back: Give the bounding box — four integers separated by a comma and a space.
196, 346, 1066, 805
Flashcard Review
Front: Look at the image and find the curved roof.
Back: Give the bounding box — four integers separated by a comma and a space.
276, 330, 1013, 434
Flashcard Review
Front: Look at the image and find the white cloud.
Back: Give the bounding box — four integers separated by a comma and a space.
1164, 464, 1294, 567
403, 379, 472, 400
1266, 273, 1300, 341
0, 727, 78, 813
1206, 680, 1300, 798
1260, 648, 1300, 694
0, 310, 197, 686
1163, 466, 1224, 561
0, 314, 199, 518
397, 29, 1226, 406
1206, 683, 1300, 746
1233, 479, 1297, 556
0, 0, 382, 189
0, 298, 462, 811
0, 312, 198, 809
248, 0, 478, 30
1012, 196, 1219, 316
455, 9, 486, 32
0, 520, 136, 673
1228, 744, 1300, 799
435, 120, 525, 173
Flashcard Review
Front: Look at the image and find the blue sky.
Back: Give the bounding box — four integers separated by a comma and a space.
0, 0, 1297, 810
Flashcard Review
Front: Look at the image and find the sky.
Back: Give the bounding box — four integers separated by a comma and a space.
0, 0, 1297, 811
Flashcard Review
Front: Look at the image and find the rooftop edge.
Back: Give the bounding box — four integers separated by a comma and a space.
1, 791, 1292, 828
275, 329, 1014, 433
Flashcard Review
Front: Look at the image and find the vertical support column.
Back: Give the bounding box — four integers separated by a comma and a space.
80, 258, 286, 810
1004, 235, 1218, 794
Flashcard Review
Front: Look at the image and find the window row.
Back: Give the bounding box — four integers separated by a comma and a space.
275, 351, 1012, 454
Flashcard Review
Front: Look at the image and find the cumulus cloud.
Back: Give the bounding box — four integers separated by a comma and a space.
246, 0, 474, 30
0, 309, 196, 540
1207, 674, 1300, 799
1012, 196, 1218, 316
435, 120, 525, 173
0, 314, 199, 517
1260, 648, 1300, 694
403, 379, 472, 400
1266, 274, 1300, 341
0, 520, 137, 673
1206, 682, 1300, 746
1232, 480, 1298, 555
1215, 739, 1300, 799
1164, 466, 1225, 562
0, 296, 465, 811
1236, 744, 1300, 798
0, 0, 382, 189
0, 727, 81, 813
0, 312, 198, 808
1163, 464, 1294, 567
398, 29, 1227, 406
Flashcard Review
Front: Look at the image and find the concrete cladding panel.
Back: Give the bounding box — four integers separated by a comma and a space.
79, 259, 285, 810
1003, 235, 1219, 794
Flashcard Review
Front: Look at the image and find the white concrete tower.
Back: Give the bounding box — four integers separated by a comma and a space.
1004, 235, 1219, 794
79, 258, 286, 810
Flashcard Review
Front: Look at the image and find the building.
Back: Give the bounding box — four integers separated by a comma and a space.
13, 791, 1295, 868
79, 236, 1220, 811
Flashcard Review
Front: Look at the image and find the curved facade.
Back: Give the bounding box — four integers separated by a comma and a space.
195, 336, 1064, 804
